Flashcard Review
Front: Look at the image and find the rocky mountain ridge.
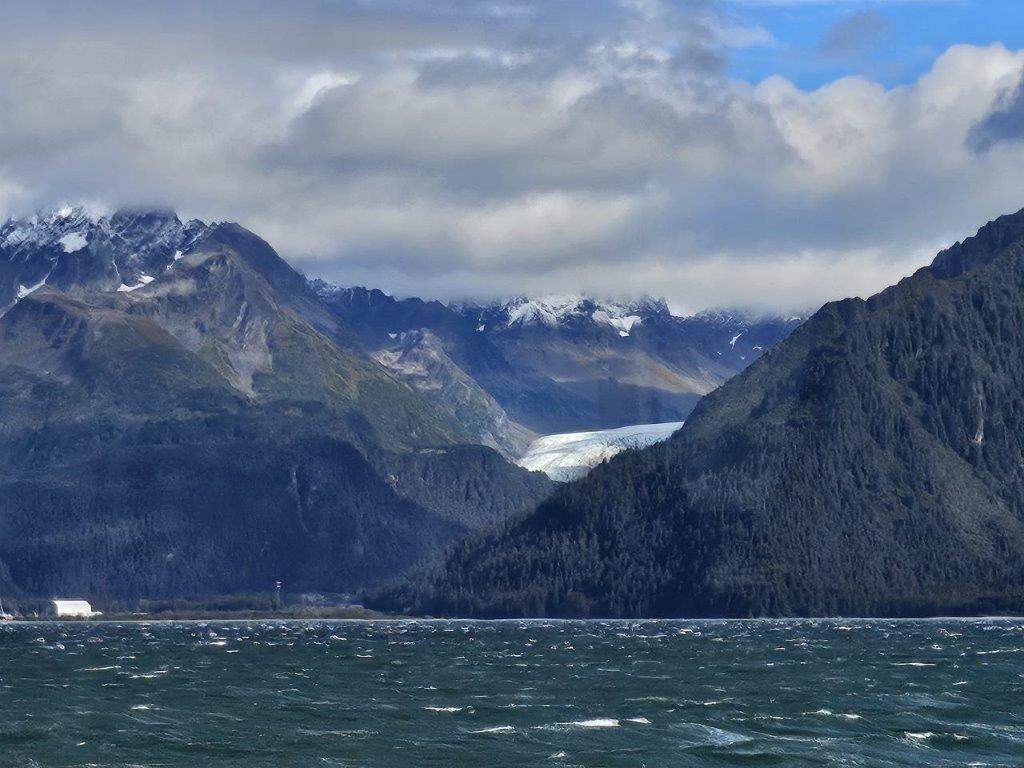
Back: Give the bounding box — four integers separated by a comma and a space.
0, 207, 209, 310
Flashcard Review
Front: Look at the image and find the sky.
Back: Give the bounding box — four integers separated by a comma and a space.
2, 1, 1024, 313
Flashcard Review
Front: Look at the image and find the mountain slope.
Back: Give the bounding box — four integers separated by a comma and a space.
376, 209, 1024, 618
374, 329, 536, 457
0, 210, 551, 599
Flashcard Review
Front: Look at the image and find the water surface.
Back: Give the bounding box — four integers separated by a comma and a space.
1, 619, 1021, 766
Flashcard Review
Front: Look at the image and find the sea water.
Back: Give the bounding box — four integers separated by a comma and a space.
1, 619, 1021, 766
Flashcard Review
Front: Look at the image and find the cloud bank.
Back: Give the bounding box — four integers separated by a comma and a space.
1, 0, 1024, 312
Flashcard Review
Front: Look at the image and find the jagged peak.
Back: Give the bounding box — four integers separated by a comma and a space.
1, 204, 208, 229
457, 293, 671, 334
0, 205, 220, 309
928, 206, 1024, 280
47, 203, 103, 225
1, 205, 209, 251
310, 280, 392, 303
2, 205, 101, 251
106, 207, 183, 232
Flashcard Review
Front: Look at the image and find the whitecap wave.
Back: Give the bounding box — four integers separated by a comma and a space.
905, 731, 934, 741
557, 718, 619, 728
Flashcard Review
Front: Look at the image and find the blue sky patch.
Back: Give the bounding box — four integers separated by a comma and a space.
722, 0, 1024, 89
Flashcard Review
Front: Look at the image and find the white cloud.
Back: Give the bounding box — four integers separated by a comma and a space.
283, 71, 355, 121
0, 171, 28, 221
0, 2, 1022, 313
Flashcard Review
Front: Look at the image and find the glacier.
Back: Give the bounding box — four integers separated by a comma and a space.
517, 421, 684, 482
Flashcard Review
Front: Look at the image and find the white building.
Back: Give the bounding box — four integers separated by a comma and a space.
50, 599, 100, 618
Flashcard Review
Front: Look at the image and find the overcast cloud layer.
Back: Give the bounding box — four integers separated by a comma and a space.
2, 0, 1024, 313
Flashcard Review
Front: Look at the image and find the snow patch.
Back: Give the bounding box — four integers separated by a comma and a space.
12, 259, 59, 302
16, 279, 47, 299
493, 295, 661, 332
518, 421, 684, 482
592, 310, 641, 337
116, 274, 155, 292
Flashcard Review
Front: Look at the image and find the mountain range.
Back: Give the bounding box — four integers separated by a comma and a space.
0, 207, 795, 600
313, 283, 802, 458
374, 208, 1024, 619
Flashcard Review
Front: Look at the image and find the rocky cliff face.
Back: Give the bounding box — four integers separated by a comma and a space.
376, 209, 1024, 618
0, 207, 208, 309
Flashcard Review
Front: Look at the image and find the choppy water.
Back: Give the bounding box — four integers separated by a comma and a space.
1, 619, 1022, 767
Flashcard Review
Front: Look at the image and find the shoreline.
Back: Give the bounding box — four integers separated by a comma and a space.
1, 606, 391, 623
3, 613, 1021, 624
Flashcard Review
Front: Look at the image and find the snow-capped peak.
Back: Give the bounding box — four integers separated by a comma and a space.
470, 294, 669, 334
0, 206, 212, 308
1, 206, 206, 257
504, 294, 587, 328
2, 206, 96, 253
44, 204, 101, 228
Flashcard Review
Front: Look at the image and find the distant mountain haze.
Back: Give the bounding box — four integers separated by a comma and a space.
313, 283, 802, 459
